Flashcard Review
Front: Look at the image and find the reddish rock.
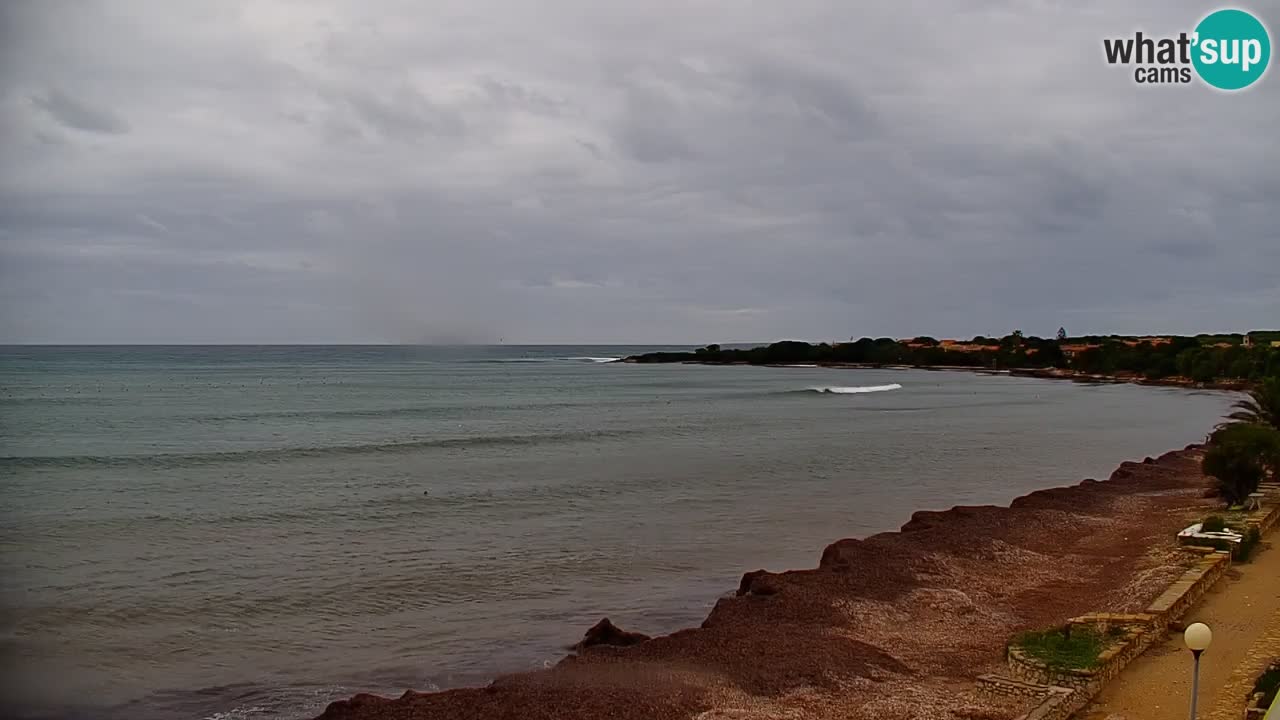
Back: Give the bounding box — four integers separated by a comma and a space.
736, 569, 779, 596
573, 617, 649, 650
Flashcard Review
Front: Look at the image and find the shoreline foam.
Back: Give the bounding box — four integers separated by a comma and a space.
317, 444, 1218, 720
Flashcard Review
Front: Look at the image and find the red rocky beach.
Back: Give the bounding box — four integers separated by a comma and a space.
317, 445, 1221, 720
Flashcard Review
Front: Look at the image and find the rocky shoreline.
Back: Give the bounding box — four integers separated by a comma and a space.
316, 445, 1220, 720
620, 356, 1250, 392
1004, 366, 1249, 391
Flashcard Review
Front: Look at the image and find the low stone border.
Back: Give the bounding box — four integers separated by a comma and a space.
1145, 552, 1233, 631
1248, 498, 1280, 535
1005, 616, 1154, 690
1019, 687, 1079, 720
975, 678, 1075, 720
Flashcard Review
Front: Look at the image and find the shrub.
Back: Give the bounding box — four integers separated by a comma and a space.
1203, 443, 1266, 506
1202, 515, 1227, 533
1254, 662, 1280, 708
1210, 422, 1280, 476
1238, 527, 1263, 562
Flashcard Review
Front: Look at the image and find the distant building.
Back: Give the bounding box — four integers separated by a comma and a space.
1243, 335, 1254, 348
1122, 336, 1172, 347
1272, 340, 1280, 348
938, 339, 1000, 353
1060, 343, 1101, 358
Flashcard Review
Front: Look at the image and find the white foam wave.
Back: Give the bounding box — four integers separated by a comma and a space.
806, 383, 902, 394
491, 357, 618, 363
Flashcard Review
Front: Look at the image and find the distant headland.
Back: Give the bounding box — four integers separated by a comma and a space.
624, 330, 1280, 388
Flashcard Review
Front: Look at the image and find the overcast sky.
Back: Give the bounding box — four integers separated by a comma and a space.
1, 1, 1277, 344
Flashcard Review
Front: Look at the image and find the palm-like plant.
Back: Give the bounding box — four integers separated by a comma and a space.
1224, 378, 1280, 430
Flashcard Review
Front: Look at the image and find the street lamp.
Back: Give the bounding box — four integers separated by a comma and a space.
1184, 622, 1213, 719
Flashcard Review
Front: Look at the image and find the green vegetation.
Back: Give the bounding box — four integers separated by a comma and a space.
1201, 515, 1227, 533
1198, 382, 1279, 559
1254, 662, 1280, 709
1203, 424, 1278, 506
1012, 626, 1106, 670
1239, 526, 1263, 561
1203, 441, 1266, 507
629, 330, 1280, 385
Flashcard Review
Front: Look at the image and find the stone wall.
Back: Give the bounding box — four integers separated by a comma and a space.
1145, 552, 1232, 631
1018, 687, 1076, 720
1248, 499, 1280, 535
976, 674, 1056, 700
975, 677, 1078, 720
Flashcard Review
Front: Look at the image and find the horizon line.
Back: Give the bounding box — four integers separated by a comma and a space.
1, 330, 1275, 348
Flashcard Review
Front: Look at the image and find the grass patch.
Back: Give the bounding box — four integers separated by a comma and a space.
1012, 626, 1106, 670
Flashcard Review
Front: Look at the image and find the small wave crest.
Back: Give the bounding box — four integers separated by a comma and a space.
804, 383, 902, 394
480, 356, 619, 363
0, 429, 641, 469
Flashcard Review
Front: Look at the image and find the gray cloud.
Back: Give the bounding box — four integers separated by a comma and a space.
29, 89, 129, 135
1, 0, 1277, 344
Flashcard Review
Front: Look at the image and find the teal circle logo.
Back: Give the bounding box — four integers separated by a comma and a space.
1192, 9, 1271, 90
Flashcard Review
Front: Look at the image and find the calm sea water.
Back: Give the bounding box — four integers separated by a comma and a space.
0, 346, 1234, 720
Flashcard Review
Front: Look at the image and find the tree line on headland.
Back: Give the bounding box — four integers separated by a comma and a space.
628, 330, 1280, 384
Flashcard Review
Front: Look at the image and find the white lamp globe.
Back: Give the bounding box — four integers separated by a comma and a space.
1184, 622, 1213, 652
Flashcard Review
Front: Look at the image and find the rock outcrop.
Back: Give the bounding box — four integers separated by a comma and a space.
573, 618, 650, 650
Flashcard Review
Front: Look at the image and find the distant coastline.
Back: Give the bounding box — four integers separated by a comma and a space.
621, 331, 1279, 391
620, 357, 1252, 392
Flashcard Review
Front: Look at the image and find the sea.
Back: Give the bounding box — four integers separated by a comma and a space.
0, 345, 1236, 720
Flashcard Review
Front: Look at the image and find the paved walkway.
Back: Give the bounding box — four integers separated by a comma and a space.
1081, 541, 1280, 720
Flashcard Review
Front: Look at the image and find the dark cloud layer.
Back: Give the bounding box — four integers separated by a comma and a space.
1, 0, 1277, 343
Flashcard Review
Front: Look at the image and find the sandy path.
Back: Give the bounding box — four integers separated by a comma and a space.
1082, 540, 1280, 720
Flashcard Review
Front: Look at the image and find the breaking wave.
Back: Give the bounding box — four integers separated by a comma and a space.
804, 383, 903, 394
482, 357, 620, 364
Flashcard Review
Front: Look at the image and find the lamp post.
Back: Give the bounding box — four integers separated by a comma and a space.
1184, 622, 1213, 720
